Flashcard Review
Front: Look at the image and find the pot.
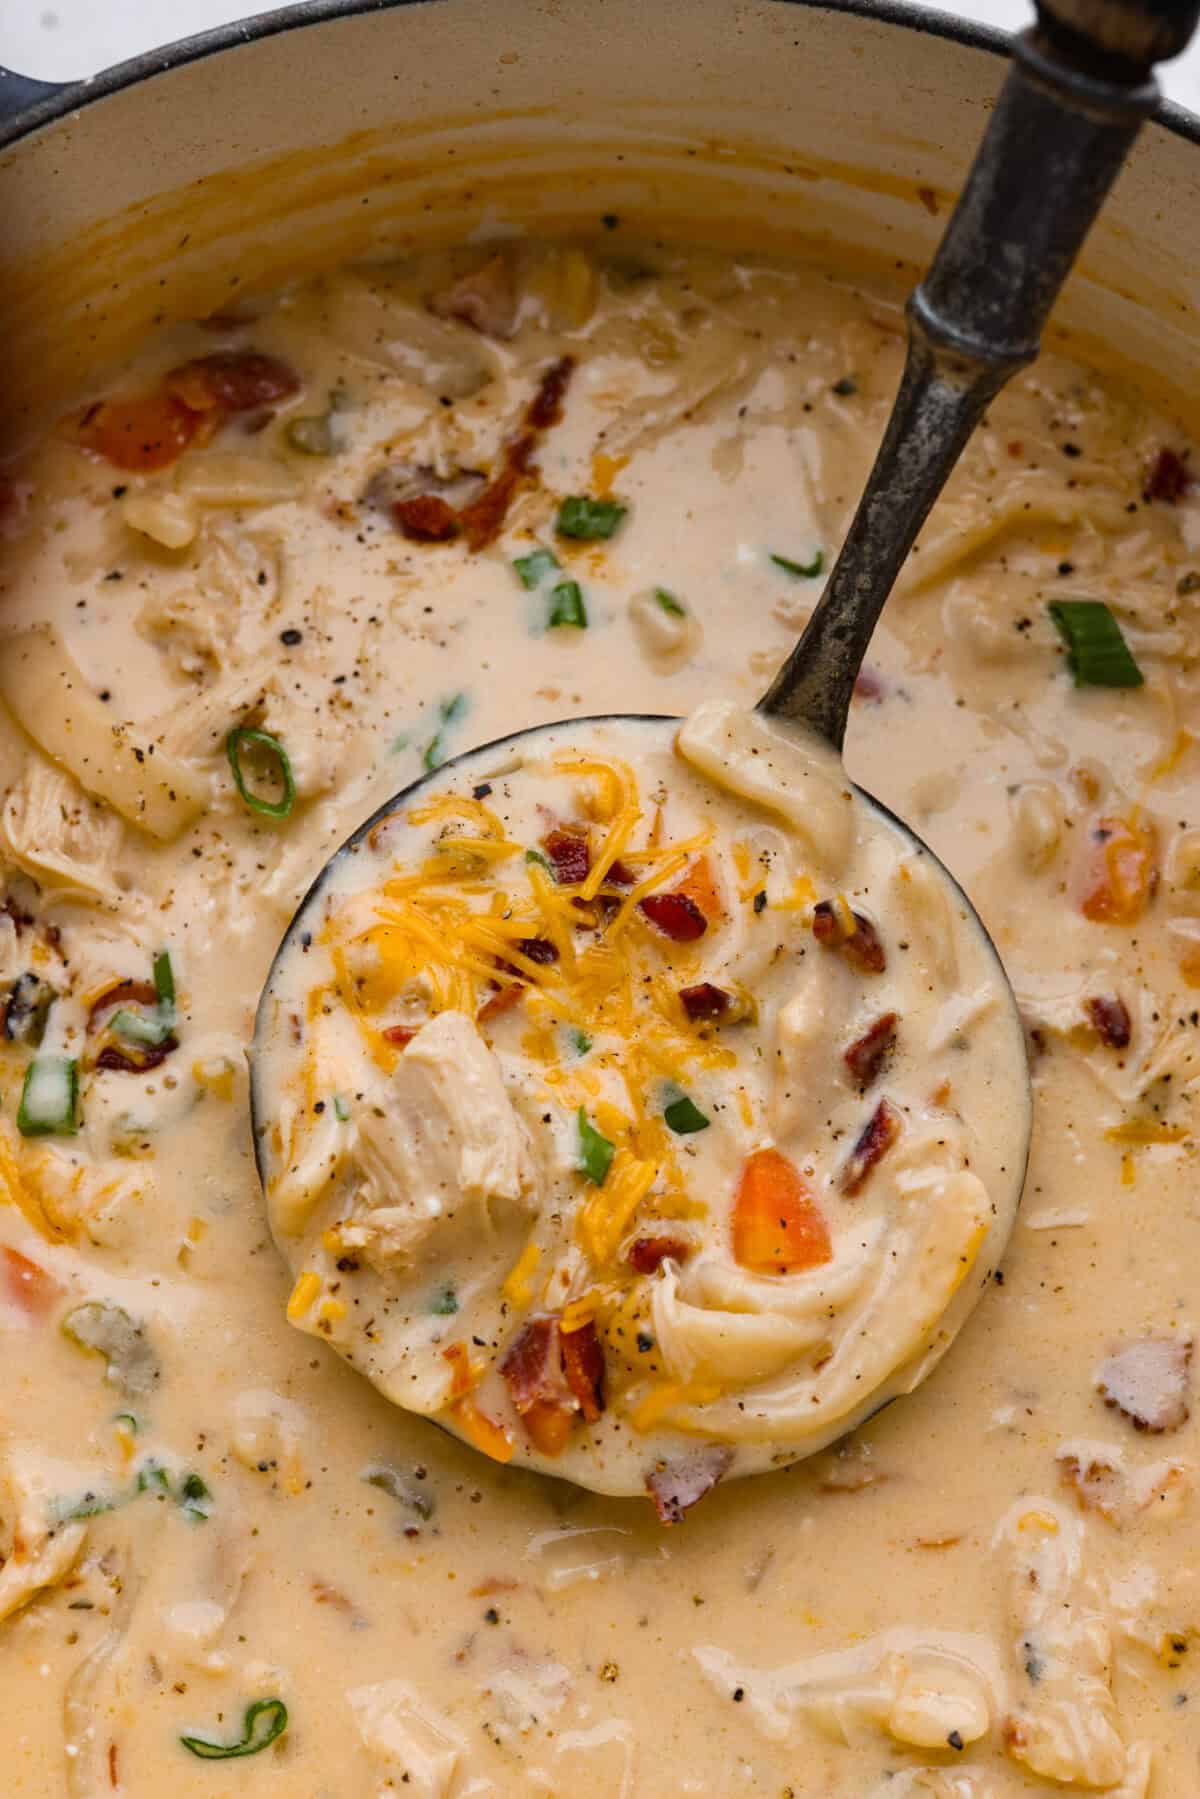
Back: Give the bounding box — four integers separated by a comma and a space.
1, 0, 1198, 454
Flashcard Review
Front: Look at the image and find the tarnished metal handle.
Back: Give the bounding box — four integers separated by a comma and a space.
758, 10, 1183, 746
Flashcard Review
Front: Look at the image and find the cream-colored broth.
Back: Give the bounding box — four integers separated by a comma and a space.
0, 241, 1198, 1795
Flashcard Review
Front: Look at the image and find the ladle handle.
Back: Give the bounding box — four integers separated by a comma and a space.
759, 3, 1193, 747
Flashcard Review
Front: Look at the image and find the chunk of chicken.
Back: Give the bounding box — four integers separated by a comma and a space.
0, 1448, 87, 1623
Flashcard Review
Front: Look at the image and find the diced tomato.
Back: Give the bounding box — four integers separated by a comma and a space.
75, 391, 202, 471
1, 1246, 60, 1319
560, 1320, 605, 1422
1079, 816, 1158, 926
732, 1148, 832, 1276
164, 350, 300, 414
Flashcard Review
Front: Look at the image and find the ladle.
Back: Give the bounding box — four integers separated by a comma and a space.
250, 0, 1197, 1441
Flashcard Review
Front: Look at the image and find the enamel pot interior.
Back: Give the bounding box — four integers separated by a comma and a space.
1, 0, 1199, 452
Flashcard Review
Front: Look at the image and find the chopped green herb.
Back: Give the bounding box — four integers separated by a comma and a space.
547, 580, 588, 629
51, 1488, 116, 1523
570, 1027, 592, 1056
1047, 599, 1144, 688
153, 950, 176, 1013
663, 1092, 710, 1135
430, 1285, 459, 1316
770, 549, 825, 579
653, 588, 686, 617
180, 1698, 288, 1761
226, 726, 296, 820
17, 1056, 78, 1138
525, 848, 552, 872
333, 1094, 351, 1122
113, 1412, 139, 1435
423, 693, 468, 771
136, 1461, 171, 1496
556, 496, 627, 541
577, 1108, 615, 1185
513, 547, 561, 589
390, 732, 411, 753
180, 1473, 213, 1522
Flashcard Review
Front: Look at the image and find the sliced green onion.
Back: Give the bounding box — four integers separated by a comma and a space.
513, 547, 561, 589
556, 496, 627, 541
577, 1108, 615, 1185
363, 1463, 435, 1519
109, 1007, 173, 1047
226, 727, 296, 820
1047, 600, 1144, 688
423, 693, 468, 772
430, 1285, 459, 1315
180, 1472, 213, 1522
136, 1461, 171, 1495
153, 950, 176, 1013
113, 1412, 139, 1435
653, 587, 686, 617
548, 581, 588, 629
525, 848, 552, 872
52, 1488, 117, 1523
181, 1698, 288, 1761
770, 550, 824, 579
570, 1027, 592, 1056
333, 1094, 351, 1122
663, 1092, 710, 1135
17, 1056, 78, 1138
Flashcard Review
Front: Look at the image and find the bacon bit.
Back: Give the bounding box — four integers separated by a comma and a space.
499, 1317, 563, 1412
1007, 440, 1025, 459
381, 1023, 418, 1047
75, 391, 202, 471
679, 982, 731, 1023
674, 854, 722, 922
1084, 995, 1132, 1050
560, 1320, 605, 1422
477, 984, 525, 1026
1, 1245, 60, 1320
164, 350, 300, 413
428, 254, 519, 340
1143, 446, 1192, 503
627, 1235, 691, 1273
96, 1039, 178, 1075
516, 936, 559, 965
844, 1011, 898, 1088
732, 1148, 832, 1275
394, 494, 460, 541
646, 1446, 734, 1524
108, 1742, 119, 1789
605, 859, 636, 886
1058, 1447, 1126, 1521
853, 666, 886, 704
1079, 816, 1158, 926
917, 184, 938, 215
1097, 1338, 1192, 1433
841, 1098, 902, 1195
639, 891, 708, 942
311, 1579, 357, 1614
812, 900, 887, 973
541, 826, 590, 885
458, 356, 575, 552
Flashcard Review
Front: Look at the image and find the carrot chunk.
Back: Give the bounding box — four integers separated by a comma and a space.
1, 1245, 60, 1319
732, 1148, 832, 1276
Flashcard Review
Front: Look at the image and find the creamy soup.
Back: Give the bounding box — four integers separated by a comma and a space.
0, 239, 1198, 1797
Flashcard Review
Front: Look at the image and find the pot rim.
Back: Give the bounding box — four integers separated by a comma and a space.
4, 0, 1198, 155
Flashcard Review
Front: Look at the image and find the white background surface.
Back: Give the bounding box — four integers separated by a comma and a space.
4, 0, 1200, 111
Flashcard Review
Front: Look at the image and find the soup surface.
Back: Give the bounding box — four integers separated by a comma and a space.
0, 238, 1198, 1796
